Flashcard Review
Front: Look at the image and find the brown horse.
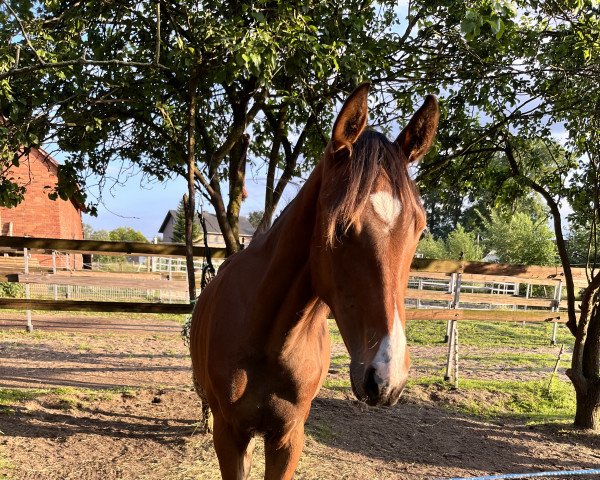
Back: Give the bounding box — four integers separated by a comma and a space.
189, 83, 439, 479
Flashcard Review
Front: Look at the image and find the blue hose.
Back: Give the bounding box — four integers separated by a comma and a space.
444, 468, 600, 480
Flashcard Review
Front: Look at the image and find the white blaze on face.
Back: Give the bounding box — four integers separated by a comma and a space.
370, 191, 402, 231
372, 303, 407, 389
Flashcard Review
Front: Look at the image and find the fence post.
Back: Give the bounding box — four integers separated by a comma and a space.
444, 273, 455, 343
551, 279, 563, 346
444, 272, 462, 386
52, 251, 58, 301
65, 253, 73, 298
168, 257, 173, 303
24, 247, 32, 332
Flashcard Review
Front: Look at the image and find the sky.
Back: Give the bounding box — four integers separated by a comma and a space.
82, 165, 305, 241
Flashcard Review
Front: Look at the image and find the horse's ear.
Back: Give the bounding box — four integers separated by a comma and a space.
331, 82, 370, 153
395, 95, 439, 164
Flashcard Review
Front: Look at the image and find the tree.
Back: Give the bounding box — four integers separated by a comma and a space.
417, 232, 447, 259
483, 210, 558, 266
446, 225, 483, 261
171, 199, 200, 244
83, 226, 144, 263
406, 1, 600, 429
566, 225, 600, 268
0, 0, 420, 255
108, 227, 147, 243
246, 210, 264, 230
83, 223, 94, 240
417, 225, 483, 261
88, 229, 110, 241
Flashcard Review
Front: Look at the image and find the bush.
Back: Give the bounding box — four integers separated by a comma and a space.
0, 282, 24, 298
417, 232, 447, 259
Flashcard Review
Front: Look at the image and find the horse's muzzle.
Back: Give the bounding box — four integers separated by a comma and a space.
363, 365, 408, 406
350, 362, 408, 406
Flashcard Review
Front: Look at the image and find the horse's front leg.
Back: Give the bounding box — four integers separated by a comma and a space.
264, 421, 305, 480
212, 412, 256, 480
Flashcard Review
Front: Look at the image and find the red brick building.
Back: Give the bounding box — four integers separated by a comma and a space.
0, 147, 84, 269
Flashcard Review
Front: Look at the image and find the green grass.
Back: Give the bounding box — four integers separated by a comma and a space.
323, 378, 351, 391
0, 329, 176, 343
0, 388, 49, 406
330, 353, 350, 366
324, 320, 575, 423
0, 386, 137, 410
0, 308, 186, 323
0, 456, 15, 480
406, 320, 574, 347
306, 421, 337, 442
406, 377, 576, 423
327, 320, 343, 344
328, 318, 573, 348
464, 351, 570, 371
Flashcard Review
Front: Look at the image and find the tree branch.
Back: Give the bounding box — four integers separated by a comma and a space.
504, 136, 578, 336
0, 58, 168, 81
4, 1, 46, 66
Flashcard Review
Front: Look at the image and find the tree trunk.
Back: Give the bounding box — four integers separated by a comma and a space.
226, 134, 249, 247
568, 276, 600, 431
574, 382, 600, 430
184, 69, 200, 302
213, 199, 240, 256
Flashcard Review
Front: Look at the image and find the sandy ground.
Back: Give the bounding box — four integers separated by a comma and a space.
1, 314, 599, 480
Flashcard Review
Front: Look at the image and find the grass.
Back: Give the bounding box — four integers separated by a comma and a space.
306, 421, 337, 442
0, 308, 186, 323
0, 308, 581, 429
0, 388, 49, 406
327, 320, 343, 344
324, 320, 576, 423
328, 318, 573, 348
406, 320, 574, 347
0, 456, 15, 480
0, 386, 137, 411
463, 351, 570, 371
0, 329, 176, 343
323, 378, 351, 391
406, 376, 576, 423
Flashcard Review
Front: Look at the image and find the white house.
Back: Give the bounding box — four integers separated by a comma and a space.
158, 210, 255, 248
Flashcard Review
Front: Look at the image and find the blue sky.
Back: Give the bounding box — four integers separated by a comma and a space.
82, 167, 304, 240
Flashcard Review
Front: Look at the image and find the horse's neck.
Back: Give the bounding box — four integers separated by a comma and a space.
247, 164, 326, 349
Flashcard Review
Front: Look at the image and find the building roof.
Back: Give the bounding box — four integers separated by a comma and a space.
158, 210, 255, 237
0, 117, 86, 212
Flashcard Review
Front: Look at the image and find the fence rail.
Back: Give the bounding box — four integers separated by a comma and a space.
0, 236, 590, 335
0, 235, 227, 258
0, 298, 193, 314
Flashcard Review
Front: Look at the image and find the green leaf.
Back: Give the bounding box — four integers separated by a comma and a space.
251, 11, 265, 23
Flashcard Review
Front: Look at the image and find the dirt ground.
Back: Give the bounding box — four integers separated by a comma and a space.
1, 314, 600, 480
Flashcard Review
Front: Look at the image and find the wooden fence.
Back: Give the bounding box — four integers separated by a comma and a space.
0, 236, 589, 338
0, 236, 227, 330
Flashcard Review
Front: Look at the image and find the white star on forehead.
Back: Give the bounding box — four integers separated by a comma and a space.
370, 191, 402, 228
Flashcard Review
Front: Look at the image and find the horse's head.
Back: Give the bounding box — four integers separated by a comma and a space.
311, 83, 439, 406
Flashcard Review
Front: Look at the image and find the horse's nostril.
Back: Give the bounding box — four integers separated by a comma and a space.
364, 366, 379, 401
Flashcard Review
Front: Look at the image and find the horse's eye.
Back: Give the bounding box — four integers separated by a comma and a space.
335, 223, 351, 240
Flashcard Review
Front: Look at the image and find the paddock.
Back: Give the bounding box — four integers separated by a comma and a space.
2, 312, 600, 479
1, 236, 599, 479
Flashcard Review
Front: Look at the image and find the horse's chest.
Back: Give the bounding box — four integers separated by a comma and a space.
224, 358, 323, 433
